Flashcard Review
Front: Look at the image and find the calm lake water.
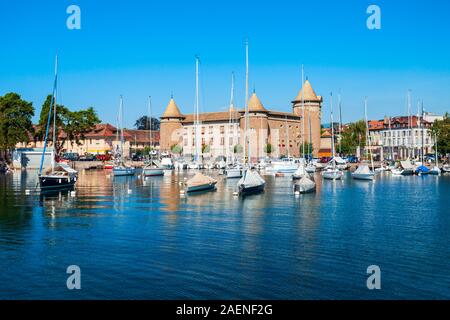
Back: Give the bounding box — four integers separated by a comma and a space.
0, 169, 449, 299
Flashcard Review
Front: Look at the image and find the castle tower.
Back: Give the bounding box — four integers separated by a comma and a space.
292, 79, 322, 157
239, 91, 268, 160
160, 97, 184, 152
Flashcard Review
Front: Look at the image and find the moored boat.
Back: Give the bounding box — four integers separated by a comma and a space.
293, 174, 316, 194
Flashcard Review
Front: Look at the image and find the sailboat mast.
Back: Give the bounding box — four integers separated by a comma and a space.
194, 56, 201, 163
388, 116, 394, 161
330, 93, 335, 167
365, 97, 374, 171
228, 72, 235, 165
38, 54, 58, 175
119, 95, 124, 160
244, 40, 249, 164
148, 96, 153, 151
308, 115, 312, 161
435, 133, 438, 167
301, 65, 305, 159
285, 115, 289, 158
407, 90, 412, 159
338, 93, 342, 156
53, 54, 58, 159
421, 101, 425, 164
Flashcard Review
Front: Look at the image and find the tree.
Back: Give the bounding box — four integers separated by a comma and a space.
264, 143, 272, 154
135, 116, 160, 131
0, 93, 35, 162
36, 95, 100, 155
202, 144, 210, 154
337, 120, 367, 155
431, 113, 450, 155
171, 144, 182, 154
233, 144, 243, 154
299, 142, 313, 157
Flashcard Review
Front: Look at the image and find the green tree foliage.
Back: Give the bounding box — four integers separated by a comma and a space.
171, 144, 182, 154
431, 113, 450, 155
0, 93, 34, 161
36, 95, 100, 155
299, 142, 313, 157
264, 143, 272, 154
202, 144, 210, 153
337, 120, 367, 155
233, 144, 243, 154
135, 116, 160, 130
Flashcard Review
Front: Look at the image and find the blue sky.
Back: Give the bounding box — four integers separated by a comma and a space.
1, 0, 449, 127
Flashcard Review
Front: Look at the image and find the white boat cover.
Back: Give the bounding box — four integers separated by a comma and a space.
400, 161, 414, 170
186, 172, 217, 187
354, 165, 372, 174
296, 175, 316, 190
238, 170, 265, 188
45, 163, 78, 175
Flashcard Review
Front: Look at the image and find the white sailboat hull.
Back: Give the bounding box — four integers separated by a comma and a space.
322, 169, 343, 180
352, 172, 375, 180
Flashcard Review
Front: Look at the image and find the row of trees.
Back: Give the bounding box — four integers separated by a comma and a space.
0, 92, 100, 163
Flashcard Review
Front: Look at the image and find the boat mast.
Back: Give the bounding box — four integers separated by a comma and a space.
421, 101, 425, 164
119, 95, 124, 164
285, 115, 289, 158
38, 54, 58, 175
244, 40, 250, 165
194, 56, 201, 163
435, 132, 438, 168
308, 115, 312, 161
228, 72, 235, 165
365, 97, 374, 171
330, 92, 335, 168
53, 54, 58, 162
388, 116, 394, 161
148, 96, 153, 159
338, 92, 342, 156
301, 65, 305, 159
407, 90, 412, 159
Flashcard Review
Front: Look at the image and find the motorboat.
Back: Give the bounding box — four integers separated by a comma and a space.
185, 172, 217, 193
237, 169, 265, 195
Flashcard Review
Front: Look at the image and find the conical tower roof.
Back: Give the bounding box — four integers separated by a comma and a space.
162, 97, 183, 118
248, 92, 267, 112
294, 79, 321, 102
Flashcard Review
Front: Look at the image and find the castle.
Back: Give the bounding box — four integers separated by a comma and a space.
160, 79, 323, 159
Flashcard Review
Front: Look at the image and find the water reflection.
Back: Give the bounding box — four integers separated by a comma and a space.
1, 169, 450, 299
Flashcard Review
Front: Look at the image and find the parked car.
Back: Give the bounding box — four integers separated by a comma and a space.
61, 152, 80, 161
96, 154, 112, 161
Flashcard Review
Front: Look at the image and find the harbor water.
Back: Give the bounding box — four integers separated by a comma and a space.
0, 169, 449, 299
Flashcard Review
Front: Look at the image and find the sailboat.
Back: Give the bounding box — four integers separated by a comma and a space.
113, 96, 136, 176
225, 72, 243, 179
38, 54, 78, 191
429, 133, 441, 175
322, 93, 344, 180
185, 56, 217, 193
305, 116, 317, 174
143, 96, 164, 177
352, 97, 375, 181
237, 40, 265, 195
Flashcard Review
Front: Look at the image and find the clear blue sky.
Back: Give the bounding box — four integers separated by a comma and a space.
1, 0, 449, 127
